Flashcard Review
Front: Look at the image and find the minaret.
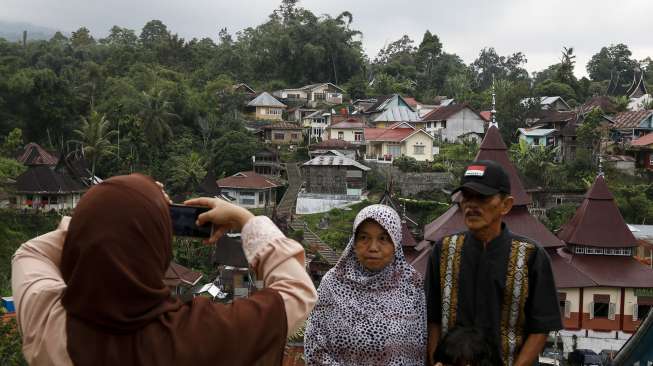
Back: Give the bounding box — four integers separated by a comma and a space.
490, 77, 498, 128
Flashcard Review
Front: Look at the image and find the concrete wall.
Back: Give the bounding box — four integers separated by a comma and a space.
266, 129, 304, 145
366, 161, 452, 196
296, 192, 363, 214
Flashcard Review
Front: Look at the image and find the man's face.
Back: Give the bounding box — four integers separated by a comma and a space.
459, 189, 513, 232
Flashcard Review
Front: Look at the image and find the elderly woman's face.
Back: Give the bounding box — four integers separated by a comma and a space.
354, 219, 395, 271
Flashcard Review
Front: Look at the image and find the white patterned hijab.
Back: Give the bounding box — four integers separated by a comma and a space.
304, 204, 427, 366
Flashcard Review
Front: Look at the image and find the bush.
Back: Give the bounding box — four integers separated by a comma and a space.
0, 317, 27, 366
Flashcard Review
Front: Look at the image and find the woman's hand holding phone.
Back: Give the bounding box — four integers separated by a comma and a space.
183, 197, 255, 244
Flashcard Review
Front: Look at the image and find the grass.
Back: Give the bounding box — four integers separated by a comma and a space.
300, 200, 372, 251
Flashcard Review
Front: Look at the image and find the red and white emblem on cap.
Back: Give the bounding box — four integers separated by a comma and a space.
465, 165, 486, 177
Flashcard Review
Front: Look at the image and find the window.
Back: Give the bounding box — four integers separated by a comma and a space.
590, 294, 614, 320
291, 133, 299, 140
637, 304, 652, 321
533, 137, 540, 145
649, 153, 653, 166
314, 92, 326, 100
427, 122, 432, 128
593, 302, 610, 318
287, 93, 301, 99
338, 131, 344, 140
267, 108, 282, 115
274, 133, 285, 140
354, 131, 363, 141
414, 145, 425, 155
49, 196, 58, 205
388, 144, 401, 157
440, 121, 447, 128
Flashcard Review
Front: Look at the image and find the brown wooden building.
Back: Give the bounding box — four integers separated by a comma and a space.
301, 156, 370, 197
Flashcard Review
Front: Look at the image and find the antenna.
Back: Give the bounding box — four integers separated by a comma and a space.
490, 75, 498, 128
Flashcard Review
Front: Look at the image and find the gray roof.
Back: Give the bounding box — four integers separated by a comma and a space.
373, 106, 420, 122
518, 128, 557, 137
247, 92, 286, 108
303, 156, 370, 171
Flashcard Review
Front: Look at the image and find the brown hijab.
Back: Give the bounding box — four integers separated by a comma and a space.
61, 174, 287, 365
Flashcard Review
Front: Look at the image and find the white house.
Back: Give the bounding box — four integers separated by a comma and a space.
274, 83, 345, 107
420, 103, 486, 143
518, 127, 558, 147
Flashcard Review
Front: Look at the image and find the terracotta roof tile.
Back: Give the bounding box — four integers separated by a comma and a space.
631, 133, 653, 147
328, 119, 368, 129
217, 171, 281, 190
613, 110, 653, 129
479, 111, 491, 122
364, 128, 426, 142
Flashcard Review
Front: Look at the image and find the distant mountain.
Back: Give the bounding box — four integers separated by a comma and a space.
0, 20, 65, 42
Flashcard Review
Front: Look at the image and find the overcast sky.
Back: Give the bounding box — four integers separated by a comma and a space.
3, 0, 652, 77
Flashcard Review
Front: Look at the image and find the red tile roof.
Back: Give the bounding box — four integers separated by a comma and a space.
479, 111, 491, 122
613, 110, 653, 129
328, 119, 368, 129
631, 133, 653, 147
17, 143, 58, 166
364, 128, 421, 142
217, 171, 281, 190
558, 175, 638, 248
403, 97, 418, 108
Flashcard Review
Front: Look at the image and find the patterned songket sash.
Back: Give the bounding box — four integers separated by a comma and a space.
439, 234, 465, 335
499, 240, 535, 366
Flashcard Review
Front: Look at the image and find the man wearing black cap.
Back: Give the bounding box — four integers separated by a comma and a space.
425, 160, 562, 366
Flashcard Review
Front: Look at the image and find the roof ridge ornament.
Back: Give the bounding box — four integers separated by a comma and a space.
490, 75, 498, 128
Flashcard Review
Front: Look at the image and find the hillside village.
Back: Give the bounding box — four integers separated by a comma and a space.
2, 0, 653, 363
3, 73, 653, 363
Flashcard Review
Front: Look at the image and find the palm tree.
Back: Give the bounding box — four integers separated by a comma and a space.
170, 151, 207, 193
71, 111, 118, 180
138, 88, 180, 146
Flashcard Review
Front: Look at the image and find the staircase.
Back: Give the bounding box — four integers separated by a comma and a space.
277, 162, 301, 217
290, 219, 341, 266
277, 162, 341, 265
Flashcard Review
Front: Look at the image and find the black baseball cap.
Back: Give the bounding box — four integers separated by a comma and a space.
451, 160, 511, 196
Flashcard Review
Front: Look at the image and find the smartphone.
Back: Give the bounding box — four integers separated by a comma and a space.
169, 204, 212, 238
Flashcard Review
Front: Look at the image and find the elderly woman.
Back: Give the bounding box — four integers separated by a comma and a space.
304, 204, 427, 365
11, 174, 316, 365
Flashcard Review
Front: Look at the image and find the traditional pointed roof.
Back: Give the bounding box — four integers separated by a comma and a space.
625, 68, 648, 99
476, 126, 530, 205
414, 126, 564, 273
17, 143, 58, 166
558, 175, 638, 248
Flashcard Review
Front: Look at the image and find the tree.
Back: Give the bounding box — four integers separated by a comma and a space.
509, 139, 560, 187
1, 128, 23, 157
210, 131, 259, 176
70, 27, 95, 48
471, 48, 529, 90
586, 43, 638, 82
140, 20, 170, 48
534, 80, 577, 105
169, 151, 207, 194
138, 88, 179, 146
71, 111, 118, 179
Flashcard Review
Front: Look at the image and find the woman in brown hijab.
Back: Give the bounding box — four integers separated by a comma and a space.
11, 173, 317, 365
